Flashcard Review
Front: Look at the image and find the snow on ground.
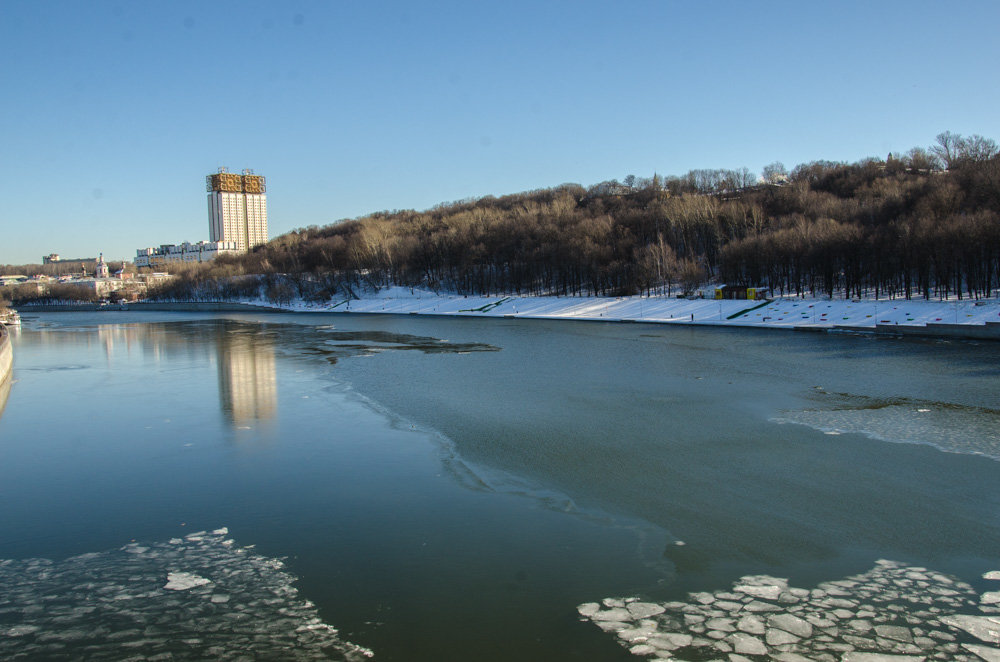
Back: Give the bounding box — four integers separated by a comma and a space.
260, 287, 1000, 337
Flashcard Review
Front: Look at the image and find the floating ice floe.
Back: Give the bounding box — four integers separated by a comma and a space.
163, 571, 211, 590
940, 615, 1000, 645
773, 396, 1000, 462
579, 560, 1000, 661
0, 529, 373, 660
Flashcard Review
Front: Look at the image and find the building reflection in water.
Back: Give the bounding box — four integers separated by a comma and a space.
216, 329, 277, 426
29, 320, 277, 429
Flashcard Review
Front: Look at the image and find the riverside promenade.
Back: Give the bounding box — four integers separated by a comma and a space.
0, 325, 12, 417
0, 325, 12, 382
17, 290, 1000, 341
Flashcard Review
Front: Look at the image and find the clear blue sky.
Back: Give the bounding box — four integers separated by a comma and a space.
2, 0, 999, 265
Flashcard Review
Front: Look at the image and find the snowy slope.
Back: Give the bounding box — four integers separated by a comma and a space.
265, 287, 1000, 336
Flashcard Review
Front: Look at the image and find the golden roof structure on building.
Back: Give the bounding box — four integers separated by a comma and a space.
206, 170, 266, 193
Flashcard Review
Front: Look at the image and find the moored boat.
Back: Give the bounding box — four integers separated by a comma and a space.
0, 308, 21, 327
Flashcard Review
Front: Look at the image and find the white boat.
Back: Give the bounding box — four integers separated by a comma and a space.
0, 309, 20, 327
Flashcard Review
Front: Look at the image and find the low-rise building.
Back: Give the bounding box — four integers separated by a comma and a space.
42, 254, 97, 265
74, 278, 128, 298
137, 272, 172, 284
95, 254, 110, 279
73, 264, 149, 300
134, 241, 240, 268
714, 285, 771, 300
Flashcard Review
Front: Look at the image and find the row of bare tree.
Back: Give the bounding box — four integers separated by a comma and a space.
128, 132, 1000, 303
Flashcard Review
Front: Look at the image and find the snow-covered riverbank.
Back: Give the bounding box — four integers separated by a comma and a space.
24, 289, 1000, 340
262, 288, 1000, 340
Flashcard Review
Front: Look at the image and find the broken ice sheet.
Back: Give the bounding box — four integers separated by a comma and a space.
163, 570, 211, 590
579, 561, 1000, 661
0, 529, 372, 661
773, 394, 1000, 461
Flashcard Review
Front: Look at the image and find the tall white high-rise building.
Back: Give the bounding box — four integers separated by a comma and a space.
206, 168, 268, 251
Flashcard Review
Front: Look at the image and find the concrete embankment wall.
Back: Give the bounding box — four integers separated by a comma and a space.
833, 322, 1000, 341
22, 302, 288, 313
128, 302, 289, 313
875, 322, 1000, 341
0, 325, 12, 385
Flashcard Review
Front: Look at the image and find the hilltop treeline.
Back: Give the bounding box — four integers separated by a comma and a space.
0, 260, 127, 278
152, 132, 1000, 302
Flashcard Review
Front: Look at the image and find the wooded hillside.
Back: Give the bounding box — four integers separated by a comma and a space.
158, 132, 1000, 302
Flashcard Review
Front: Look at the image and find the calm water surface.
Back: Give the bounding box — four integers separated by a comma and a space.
1, 312, 999, 660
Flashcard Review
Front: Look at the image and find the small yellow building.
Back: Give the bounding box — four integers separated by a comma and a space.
715, 286, 770, 300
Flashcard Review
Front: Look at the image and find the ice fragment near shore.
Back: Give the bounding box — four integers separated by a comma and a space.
737, 614, 765, 634
963, 643, 1000, 661
579, 560, 998, 660
163, 571, 211, 590
627, 602, 666, 619
734, 583, 784, 600
0, 529, 372, 661
941, 615, 1000, 644
767, 613, 813, 638
592, 607, 632, 622
727, 632, 767, 655
841, 654, 925, 661
766, 627, 800, 646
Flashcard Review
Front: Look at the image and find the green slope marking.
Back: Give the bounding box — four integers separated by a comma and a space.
727, 299, 773, 320
459, 297, 513, 313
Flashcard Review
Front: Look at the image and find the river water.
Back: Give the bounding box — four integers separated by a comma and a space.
1, 312, 998, 661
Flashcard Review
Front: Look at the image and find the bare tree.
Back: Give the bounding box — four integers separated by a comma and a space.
904, 148, 941, 172
933, 131, 999, 169
678, 259, 706, 293
731, 167, 757, 189
932, 131, 964, 169
762, 161, 788, 184
960, 134, 1000, 162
